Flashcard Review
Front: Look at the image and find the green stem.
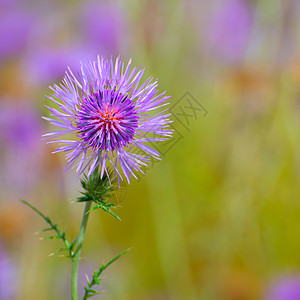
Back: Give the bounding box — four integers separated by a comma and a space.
71, 201, 92, 300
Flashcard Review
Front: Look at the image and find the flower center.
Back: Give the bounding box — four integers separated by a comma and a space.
77, 91, 138, 151
100, 107, 118, 124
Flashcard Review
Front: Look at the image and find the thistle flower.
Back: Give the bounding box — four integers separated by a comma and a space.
0, 8, 34, 60
207, 0, 253, 63
0, 101, 44, 198
44, 56, 172, 183
0, 244, 16, 299
265, 275, 300, 300
24, 46, 97, 86
80, 1, 128, 57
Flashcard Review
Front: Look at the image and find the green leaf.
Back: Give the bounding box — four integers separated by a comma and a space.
41, 236, 61, 240
82, 248, 131, 299
92, 274, 102, 286
20, 200, 74, 258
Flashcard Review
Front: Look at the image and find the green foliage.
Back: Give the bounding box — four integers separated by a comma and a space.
20, 200, 77, 258
20, 170, 121, 261
20, 170, 121, 260
78, 170, 121, 220
21, 169, 126, 300
83, 248, 131, 299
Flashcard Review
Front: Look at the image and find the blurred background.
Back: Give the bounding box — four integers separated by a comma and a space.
1, 0, 300, 299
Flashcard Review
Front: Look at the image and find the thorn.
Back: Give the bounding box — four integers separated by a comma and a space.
35, 227, 54, 234
85, 274, 90, 283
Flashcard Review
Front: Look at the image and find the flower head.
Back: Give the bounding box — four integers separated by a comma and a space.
24, 46, 97, 86
0, 244, 16, 299
0, 100, 44, 198
80, 1, 127, 57
207, 0, 253, 63
0, 8, 34, 60
265, 275, 300, 300
44, 56, 172, 183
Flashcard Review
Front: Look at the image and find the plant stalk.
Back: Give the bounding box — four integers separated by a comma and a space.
71, 201, 92, 300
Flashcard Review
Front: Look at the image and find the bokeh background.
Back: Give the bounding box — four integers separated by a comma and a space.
1, 0, 300, 299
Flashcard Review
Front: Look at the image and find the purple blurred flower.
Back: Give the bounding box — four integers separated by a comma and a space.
0, 102, 41, 149
0, 0, 19, 8
24, 46, 97, 86
207, 0, 253, 63
0, 243, 16, 299
23, 1, 128, 86
0, 8, 34, 60
80, 1, 128, 56
0, 101, 44, 198
44, 56, 172, 183
266, 275, 300, 300
24, 48, 69, 86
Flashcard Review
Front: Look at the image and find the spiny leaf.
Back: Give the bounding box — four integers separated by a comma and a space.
35, 227, 54, 234
69, 238, 78, 249
87, 203, 121, 220
41, 236, 61, 240
92, 274, 102, 286
82, 248, 131, 299
20, 200, 74, 258
100, 205, 121, 220
48, 247, 68, 257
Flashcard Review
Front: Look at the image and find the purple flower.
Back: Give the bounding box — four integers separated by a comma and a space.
24, 46, 97, 86
44, 56, 172, 183
0, 0, 19, 8
0, 8, 34, 60
80, 1, 128, 56
0, 101, 44, 198
0, 102, 41, 149
265, 275, 300, 300
207, 0, 253, 63
0, 244, 16, 299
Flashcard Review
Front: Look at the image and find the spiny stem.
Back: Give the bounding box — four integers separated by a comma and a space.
71, 201, 92, 300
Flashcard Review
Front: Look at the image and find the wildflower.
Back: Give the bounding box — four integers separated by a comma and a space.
265, 275, 300, 300
0, 244, 16, 299
0, 8, 33, 61
24, 46, 96, 86
207, 0, 253, 63
80, 1, 128, 57
0, 101, 43, 198
44, 56, 172, 183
